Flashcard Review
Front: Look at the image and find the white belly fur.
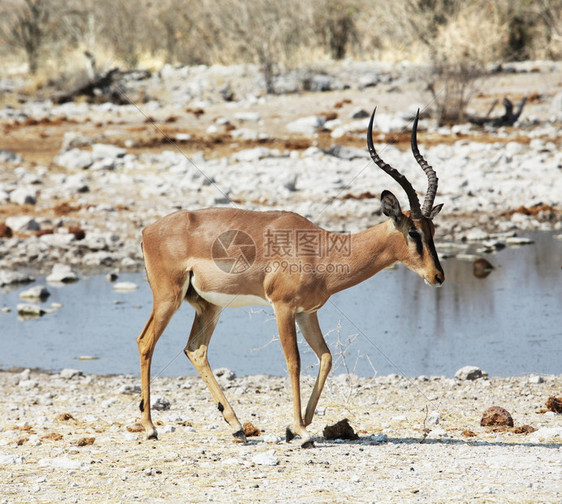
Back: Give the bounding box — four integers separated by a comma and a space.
191, 278, 271, 308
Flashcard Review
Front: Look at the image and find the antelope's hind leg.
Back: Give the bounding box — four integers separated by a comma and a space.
184, 292, 246, 442
137, 293, 184, 440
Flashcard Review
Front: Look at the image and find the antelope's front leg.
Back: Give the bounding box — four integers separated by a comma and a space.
274, 303, 314, 448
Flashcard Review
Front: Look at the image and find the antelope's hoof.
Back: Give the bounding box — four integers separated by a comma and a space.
145, 428, 158, 440
232, 428, 247, 443
285, 426, 296, 443
301, 439, 315, 449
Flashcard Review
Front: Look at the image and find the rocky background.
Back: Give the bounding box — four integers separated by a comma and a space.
0, 60, 561, 277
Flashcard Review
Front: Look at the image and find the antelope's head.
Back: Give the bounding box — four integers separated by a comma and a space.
367, 109, 445, 287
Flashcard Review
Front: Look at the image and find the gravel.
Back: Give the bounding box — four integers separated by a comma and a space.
0, 369, 560, 503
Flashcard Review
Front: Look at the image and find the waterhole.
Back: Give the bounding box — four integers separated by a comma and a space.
1, 232, 560, 378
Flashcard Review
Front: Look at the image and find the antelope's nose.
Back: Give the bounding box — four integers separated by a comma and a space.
434, 273, 444, 285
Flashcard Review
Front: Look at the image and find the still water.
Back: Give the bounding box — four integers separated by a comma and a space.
1, 232, 560, 378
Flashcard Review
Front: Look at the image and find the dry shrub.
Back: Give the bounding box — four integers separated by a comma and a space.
427, 4, 507, 124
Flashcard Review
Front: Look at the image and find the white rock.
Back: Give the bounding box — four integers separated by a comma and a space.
263, 434, 282, 444
286, 116, 326, 134
112, 281, 139, 291
252, 450, 279, 466
9, 186, 37, 205
118, 384, 141, 395
455, 366, 487, 381
91, 143, 126, 160
19, 285, 50, 299
234, 112, 261, 122
46, 263, 78, 283
214, 368, 236, 381
152, 397, 171, 411
0, 453, 25, 465
531, 427, 562, 442
55, 148, 93, 170
39, 233, 75, 247
427, 411, 441, 425
59, 368, 84, 380
0, 270, 35, 287
223, 457, 242, 465
18, 379, 39, 389
38, 456, 83, 470
506, 236, 534, 246
369, 433, 388, 444
232, 147, 279, 163
5, 216, 40, 232
17, 303, 45, 317
0, 149, 23, 163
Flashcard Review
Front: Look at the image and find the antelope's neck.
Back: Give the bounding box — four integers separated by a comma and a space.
325, 220, 403, 294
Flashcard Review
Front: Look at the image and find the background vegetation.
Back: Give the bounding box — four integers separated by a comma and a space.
0, 0, 560, 121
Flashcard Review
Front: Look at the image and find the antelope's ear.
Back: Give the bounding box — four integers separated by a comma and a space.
381, 190, 403, 224
429, 203, 443, 219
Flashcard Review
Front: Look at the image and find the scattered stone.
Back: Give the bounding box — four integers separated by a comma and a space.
426, 411, 441, 426
55, 148, 93, 170
243, 422, 261, 437
263, 433, 282, 444
286, 115, 326, 134
112, 281, 139, 291
59, 369, 83, 380
530, 426, 562, 442
9, 186, 37, 205
46, 264, 78, 283
545, 396, 562, 413
234, 112, 261, 123
528, 375, 544, 384
73, 437, 95, 447
38, 456, 83, 470
351, 108, 369, 119
0, 270, 34, 287
511, 425, 536, 434
251, 450, 279, 466
0, 222, 13, 237
17, 303, 46, 317
118, 384, 141, 395
126, 423, 144, 433
214, 368, 236, 381
5, 216, 40, 232
0, 453, 26, 465
323, 418, 359, 440
369, 433, 389, 444
481, 406, 514, 427
506, 236, 535, 246
152, 397, 171, 411
0, 149, 23, 163
19, 285, 50, 300
91, 143, 126, 160
455, 366, 487, 381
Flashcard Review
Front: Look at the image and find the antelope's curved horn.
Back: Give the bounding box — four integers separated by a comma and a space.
367, 108, 422, 219
411, 109, 438, 217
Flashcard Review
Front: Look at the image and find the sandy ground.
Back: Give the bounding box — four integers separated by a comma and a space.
0, 369, 561, 503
